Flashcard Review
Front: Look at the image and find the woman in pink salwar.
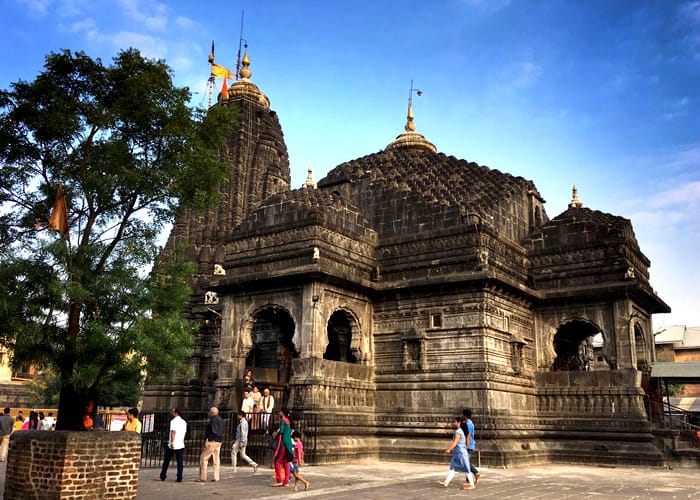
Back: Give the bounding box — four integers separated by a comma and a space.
271, 407, 294, 487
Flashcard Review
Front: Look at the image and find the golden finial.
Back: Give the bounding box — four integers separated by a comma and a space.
227, 44, 270, 109
239, 50, 252, 80
386, 80, 436, 153
405, 104, 416, 132
569, 184, 584, 208
304, 165, 316, 189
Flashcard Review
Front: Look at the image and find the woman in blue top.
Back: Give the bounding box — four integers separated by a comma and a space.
438, 417, 475, 490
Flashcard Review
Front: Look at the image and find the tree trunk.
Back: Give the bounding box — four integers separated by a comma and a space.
55, 376, 96, 431
55, 296, 95, 431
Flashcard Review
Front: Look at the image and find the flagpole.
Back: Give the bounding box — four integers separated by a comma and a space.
235, 11, 245, 82
208, 40, 215, 108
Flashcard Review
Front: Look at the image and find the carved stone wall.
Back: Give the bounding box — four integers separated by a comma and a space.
149, 71, 671, 467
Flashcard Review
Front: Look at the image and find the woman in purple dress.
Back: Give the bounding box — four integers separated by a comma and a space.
437, 417, 475, 489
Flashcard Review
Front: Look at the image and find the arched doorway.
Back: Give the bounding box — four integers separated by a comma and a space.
552, 320, 605, 371
323, 310, 358, 363
634, 324, 650, 371
246, 306, 298, 386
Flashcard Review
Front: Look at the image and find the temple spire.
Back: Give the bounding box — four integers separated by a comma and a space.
386, 80, 436, 153
569, 184, 584, 208
303, 165, 316, 189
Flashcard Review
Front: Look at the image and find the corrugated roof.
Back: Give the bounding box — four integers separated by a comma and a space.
654, 325, 688, 344
668, 397, 700, 413
682, 327, 700, 348
654, 325, 700, 347
651, 361, 700, 382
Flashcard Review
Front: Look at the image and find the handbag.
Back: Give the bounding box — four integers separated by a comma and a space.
267, 435, 277, 450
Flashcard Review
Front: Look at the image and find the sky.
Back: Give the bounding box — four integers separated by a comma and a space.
2, 0, 699, 330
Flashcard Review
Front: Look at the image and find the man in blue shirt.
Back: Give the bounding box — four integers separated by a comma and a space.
463, 408, 480, 485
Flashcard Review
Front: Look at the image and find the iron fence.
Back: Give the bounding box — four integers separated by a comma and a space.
139, 409, 317, 468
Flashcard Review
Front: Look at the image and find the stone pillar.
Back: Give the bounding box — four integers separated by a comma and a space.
5, 431, 141, 499
613, 299, 633, 369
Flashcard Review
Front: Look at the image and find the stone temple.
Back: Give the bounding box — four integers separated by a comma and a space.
143, 50, 670, 466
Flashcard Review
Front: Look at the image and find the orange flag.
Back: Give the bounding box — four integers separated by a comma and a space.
221, 78, 229, 99
210, 62, 234, 80
48, 183, 70, 242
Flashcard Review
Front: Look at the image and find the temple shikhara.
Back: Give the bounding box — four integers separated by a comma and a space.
143, 47, 670, 466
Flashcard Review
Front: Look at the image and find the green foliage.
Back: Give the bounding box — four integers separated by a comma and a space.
27, 369, 61, 407
0, 49, 235, 427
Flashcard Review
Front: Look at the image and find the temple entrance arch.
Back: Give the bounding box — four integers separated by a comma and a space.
552, 319, 607, 371
246, 306, 298, 386
323, 309, 360, 364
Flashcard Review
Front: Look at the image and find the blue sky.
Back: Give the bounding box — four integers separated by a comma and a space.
2, 0, 699, 329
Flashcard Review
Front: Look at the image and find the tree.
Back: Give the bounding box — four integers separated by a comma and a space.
0, 49, 235, 430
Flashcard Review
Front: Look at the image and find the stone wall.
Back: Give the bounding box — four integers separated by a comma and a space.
5, 431, 141, 500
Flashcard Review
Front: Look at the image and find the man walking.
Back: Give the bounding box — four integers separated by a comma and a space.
463, 408, 480, 485
232, 410, 258, 473
0, 407, 14, 462
159, 408, 187, 482
198, 406, 224, 482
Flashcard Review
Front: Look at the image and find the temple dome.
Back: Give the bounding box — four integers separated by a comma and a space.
227, 51, 270, 108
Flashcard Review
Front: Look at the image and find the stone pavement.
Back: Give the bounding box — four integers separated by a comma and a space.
2, 459, 699, 499
134, 461, 699, 500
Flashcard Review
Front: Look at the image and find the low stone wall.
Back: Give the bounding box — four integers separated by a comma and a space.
5, 430, 141, 500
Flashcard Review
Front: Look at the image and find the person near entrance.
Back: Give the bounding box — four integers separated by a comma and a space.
198, 406, 224, 482
261, 387, 275, 429
159, 408, 187, 482
231, 410, 258, 473
0, 407, 14, 462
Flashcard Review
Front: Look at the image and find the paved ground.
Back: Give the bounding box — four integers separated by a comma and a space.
138, 461, 700, 500
2, 459, 699, 499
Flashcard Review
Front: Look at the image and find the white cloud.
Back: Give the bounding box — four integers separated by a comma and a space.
57, 0, 88, 16
118, 0, 168, 32
678, 1, 700, 62
650, 180, 700, 209
663, 96, 690, 120
628, 209, 687, 229
174, 16, 197, 30
16, 0, 52, 15
109, 31, 168, 60
67, 17, 96, 34
492, 58, 542, 97
679, 1, 700, 24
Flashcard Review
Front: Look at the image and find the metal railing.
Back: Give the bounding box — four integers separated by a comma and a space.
138, 409, 317, 468
647, 398, 700, 448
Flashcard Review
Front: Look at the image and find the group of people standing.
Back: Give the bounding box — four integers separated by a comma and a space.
439, 408, 481, 490
0, 407, 57, 462
159, 370, 309, 492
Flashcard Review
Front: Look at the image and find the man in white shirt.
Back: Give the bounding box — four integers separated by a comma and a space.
159, 408, 187, 482
241, 390, 255, 415
43, 412, 55, 431
260, 387, 275, 430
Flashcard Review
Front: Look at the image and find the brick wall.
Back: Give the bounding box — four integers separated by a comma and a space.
5, 430, 141, 500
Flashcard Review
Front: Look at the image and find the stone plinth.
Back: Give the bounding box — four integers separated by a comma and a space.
5, 431, 141, 500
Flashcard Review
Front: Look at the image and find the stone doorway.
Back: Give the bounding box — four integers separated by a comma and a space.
323, 310, 358, 364
552, 320, 606, 371
246, 306, 298, 392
